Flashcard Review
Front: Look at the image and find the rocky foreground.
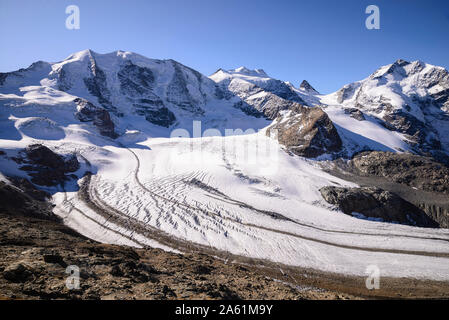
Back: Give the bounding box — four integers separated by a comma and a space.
0, 178, 354, 300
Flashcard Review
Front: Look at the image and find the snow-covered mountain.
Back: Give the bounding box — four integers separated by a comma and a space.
4, 52, 446, 161
2, 50, 449, 282
321, 59, 449, 162
0, 49, 269, 141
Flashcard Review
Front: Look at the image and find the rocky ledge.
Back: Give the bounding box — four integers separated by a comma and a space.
323, 151, 449, 228
13, 144, 80, 187
266, 105, 342, 158
320, 186, 438, 227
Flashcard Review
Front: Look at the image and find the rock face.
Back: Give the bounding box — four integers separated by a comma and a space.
53, 50, 231, 128
266, 105, 342, 158
344, 107, 365, 121
18, 144, 80, 186
3, 263, 34, 283
350, 151, 449, 194
74, 98, 117, 138
299, 80, 319, 95
319, 186, 438, 227
0, 177, 57, 221
245, 90, 301, 120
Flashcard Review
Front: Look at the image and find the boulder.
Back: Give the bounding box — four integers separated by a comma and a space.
3, 262, 34, 283
344, 107, 365, 121
350, 151, 449, 194
267, 105, 342, 158
320, 186, 438, 227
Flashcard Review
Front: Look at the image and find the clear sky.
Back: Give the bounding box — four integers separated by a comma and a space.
0, 0, 448, 93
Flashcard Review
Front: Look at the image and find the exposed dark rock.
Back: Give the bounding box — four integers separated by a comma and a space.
344, 108, 365, 121
431, 150, 449, 167
300, 80, 319, 94
118, 61, 155, 97
193, 265, 214, 275
108, 260, 158, 283
232, 100, 265, 118
57, 67, 72, 91
142, 107, 176, 127
74, 98, 117, 138
162, 285, 177, 298
0, 73, 8, 86
336, 83, 359, 104
431, 87, 449, 111
381, 59, 412, 76
0, 178, 56, 221
3, 263, 34, 283
19, 144, 80, 186
43, 253, 67, 268
320, 186, 438, 227
381, 109, 441, 152
7, 177, 50, 202
266, 105, 342, 158
166, 61, 204, 115
25, 144, 65, 169
249, 92, 299, 119
261, 79, 305, 104
350, 151, 449, 194
82, 52, 115, 112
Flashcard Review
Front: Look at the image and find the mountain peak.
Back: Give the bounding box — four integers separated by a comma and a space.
230, 66, 268, 77
299, 80, 319, 94
393, 59, 410, 67
61, 49, 98, 64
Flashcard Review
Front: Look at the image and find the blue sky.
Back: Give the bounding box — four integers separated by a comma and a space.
0, 0, 448, 93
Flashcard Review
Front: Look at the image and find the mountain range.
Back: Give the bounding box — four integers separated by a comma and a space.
1, 50, 449, 283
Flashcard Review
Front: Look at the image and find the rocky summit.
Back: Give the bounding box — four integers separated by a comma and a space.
266, 104, 342, 158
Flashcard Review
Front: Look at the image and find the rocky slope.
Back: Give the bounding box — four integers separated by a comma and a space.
350, 151, 449, 194
266, 104, 342, 157
319, 186, 438, 227
323, 151, 449, 228
0, 175, 354, 300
